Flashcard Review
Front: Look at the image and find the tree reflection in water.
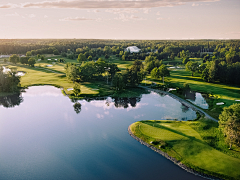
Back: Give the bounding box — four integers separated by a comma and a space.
0, 93, 23, 108
73, 102, 82, 114
113, 97, 141, 108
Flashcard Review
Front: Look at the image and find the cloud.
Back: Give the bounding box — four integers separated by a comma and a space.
155, 104, 166, 108
104, 111, 109, 115
0, 3, 17, 8
156, 11, 161, 15
28, 14, 36, 18
134, 114, 145, 119
87, 9, 100, 13
105, 8, 138, 14
192, 3, 199, 6
5, 12, 19, 17
115, 14, 146, 21
59, 17, 94, 21
0, 0, 220, 9
96, 113, 104, 119
142, 8, 150, 14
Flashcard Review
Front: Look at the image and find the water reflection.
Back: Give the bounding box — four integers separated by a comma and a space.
181, 103, 189, 113
0, 93, 23, 108
112, 97, 141, 108
0, 86, 202, 180
185, 90, 209, 109
73, 102, 82, 114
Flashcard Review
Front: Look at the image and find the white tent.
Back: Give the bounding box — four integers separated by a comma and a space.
125, 46, 141, 53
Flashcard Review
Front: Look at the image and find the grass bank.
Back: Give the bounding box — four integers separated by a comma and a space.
129, 119, 240, 180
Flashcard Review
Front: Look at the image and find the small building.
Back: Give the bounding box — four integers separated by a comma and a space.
125, 46, 141, 53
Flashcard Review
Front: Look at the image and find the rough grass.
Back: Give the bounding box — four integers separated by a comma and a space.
130, 120, 240, 180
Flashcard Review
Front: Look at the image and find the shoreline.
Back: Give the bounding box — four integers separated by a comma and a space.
139, 85, 218, 122
128, 125, 222, 180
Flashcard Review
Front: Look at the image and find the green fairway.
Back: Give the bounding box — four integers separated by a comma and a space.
130, 120, 240, 180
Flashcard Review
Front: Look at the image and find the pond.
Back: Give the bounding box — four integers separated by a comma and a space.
0, 86, 204, 180
185, 91, 209, 109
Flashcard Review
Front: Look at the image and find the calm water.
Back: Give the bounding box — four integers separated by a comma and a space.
185, 91, 209, 109
0, 86, 204, 180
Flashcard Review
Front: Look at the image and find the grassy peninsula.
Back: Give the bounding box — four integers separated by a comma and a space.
129, 119, 240, 180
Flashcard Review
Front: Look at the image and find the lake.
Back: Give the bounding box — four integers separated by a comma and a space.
0, 86, 204, 180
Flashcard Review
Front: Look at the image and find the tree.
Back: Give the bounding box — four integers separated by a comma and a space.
159, 64, 170, 84
151, 64, 170, 84
26, 51, 32, 56
219, 104, 240, 149
112, 73, 126, 91
88, 55, 92, 61
77, 53, 86, 62
0, 66, 21, 93
41, 55, 45, 61
20, 57, 29, 64
53, 49, 60, 55
182, 57, 189, 64
66, 65, 79, 82
185, 61, 198, 76
28, 57, 36, 67
105, 54, 109, 59
9, 54, 19, 64
73, 83, 81, 96
132, 60, 143, 72
151, 67, 161, 79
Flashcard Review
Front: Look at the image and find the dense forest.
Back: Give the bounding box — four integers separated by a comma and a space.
1, 39, 240, 87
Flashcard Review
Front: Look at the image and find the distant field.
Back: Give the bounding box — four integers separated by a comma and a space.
130, 120, 240, 180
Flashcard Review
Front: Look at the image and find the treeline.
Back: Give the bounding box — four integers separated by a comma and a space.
1, 39, 240, 59
200, 61, 240, 85
7, 54, 36, 67
0, 66, 21, 93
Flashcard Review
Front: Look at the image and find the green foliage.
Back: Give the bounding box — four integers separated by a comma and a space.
151, 67, 161, 79
185, 61, 198, 76
28, 57, 36, 67
151, 64, 170, 84
182, 57, 189, 64
219, 103, 240, 149
66, 64, 79, 82
53, 49, 60, 55
0, 66, 21, 93
73, 83, 81, 96
9, 54, 19, 64
20, 57, 29, 64
77, 53, 86, 62
112, 73, 126, 91
26, 51, 32, 56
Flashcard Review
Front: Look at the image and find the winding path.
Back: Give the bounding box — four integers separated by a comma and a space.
139, 85, 218, 122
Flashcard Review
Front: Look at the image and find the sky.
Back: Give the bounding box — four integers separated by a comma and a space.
0, 0, 239, 39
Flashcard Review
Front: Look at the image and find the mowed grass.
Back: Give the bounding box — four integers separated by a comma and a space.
2, 63, 98, 96
130, 120, 240, 180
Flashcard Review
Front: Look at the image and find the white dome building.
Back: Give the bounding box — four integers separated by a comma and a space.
125, 46, 141, 53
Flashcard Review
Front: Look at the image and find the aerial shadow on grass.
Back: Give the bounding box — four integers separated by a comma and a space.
141, 121, 204, 144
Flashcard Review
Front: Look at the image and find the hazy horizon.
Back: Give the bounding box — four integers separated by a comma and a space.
0, 0, 239, 39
